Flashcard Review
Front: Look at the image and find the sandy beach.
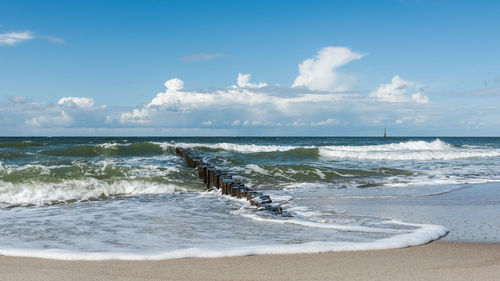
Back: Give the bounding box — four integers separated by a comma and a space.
0, 242, 499, 281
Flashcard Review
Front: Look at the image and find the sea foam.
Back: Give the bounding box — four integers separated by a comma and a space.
0, 180, 180, 206
0, 192, 448, 260
158, 142, 303, 153
319, 139, 500, 160
0, 222, 447, 260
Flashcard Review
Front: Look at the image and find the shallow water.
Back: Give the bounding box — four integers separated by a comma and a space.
0, 137, 498, 260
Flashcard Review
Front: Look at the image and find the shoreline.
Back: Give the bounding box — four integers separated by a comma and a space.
1, 241, 499, 281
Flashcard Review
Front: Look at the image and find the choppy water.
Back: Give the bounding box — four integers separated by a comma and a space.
0, 137, 499, 260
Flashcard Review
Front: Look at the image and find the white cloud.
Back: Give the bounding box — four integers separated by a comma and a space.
120, 75, 345, 125
201, 120, 213, 126
0, 31, 34, 46
7, 96, 110, 128
411, 92, 429, 104
237, 73, 267, 88
58, 97, 96, 108
120, 108, 149, 124
371, 75, 429, 104
25, 110, 72, 127
0, 29, 64, 46
292, 46, 365, 91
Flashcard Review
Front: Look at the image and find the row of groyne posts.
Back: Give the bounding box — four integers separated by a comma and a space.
175, 147, 282, 213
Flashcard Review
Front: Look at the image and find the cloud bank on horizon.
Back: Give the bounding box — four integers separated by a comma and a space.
0, 46, 496, 136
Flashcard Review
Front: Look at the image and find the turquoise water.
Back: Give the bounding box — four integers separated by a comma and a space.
0, 137, 499, 259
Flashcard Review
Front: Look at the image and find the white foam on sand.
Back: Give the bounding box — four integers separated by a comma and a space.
0, 189, 449, 261
0, 221, 447, 261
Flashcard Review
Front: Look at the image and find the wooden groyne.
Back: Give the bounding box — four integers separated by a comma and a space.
175, 147, 282, 213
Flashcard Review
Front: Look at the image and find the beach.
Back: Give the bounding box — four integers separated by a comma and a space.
1, 137, 499, 279
1, 242, 499, 281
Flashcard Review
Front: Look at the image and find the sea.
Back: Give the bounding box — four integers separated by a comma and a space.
0, 137, 499, 260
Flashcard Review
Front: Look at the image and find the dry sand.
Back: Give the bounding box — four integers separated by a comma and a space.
1, 242, 499, 281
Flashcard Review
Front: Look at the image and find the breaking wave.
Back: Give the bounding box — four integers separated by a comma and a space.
0, 179, 180, 207
319, 139, 500, 160
167, 142, 303, 153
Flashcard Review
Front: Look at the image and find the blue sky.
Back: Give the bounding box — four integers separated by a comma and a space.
1, 0, 499, 136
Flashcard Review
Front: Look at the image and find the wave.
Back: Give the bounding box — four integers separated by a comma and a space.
0, 161, 183, 183
164, 139, 500, 161
164, 142, 305, 153
329, 139, 453, 152
0, 151, 26, 160
0, 141, 46, 148
0, 179, 181, 207
42, 142, 165, 157
163, 139, 452, 154
26, 139, 500, 162
233, 164, 414, 185
319, 139, 500, 160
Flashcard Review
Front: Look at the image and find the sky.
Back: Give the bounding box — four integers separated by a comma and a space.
0, 0, 499, 136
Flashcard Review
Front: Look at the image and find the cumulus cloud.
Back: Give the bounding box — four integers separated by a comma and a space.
27, 99, 106, 127
0, 31, 34, 46
181, 52, 225, 62
292, 46, 365, 91
26, 110, 72, 127
411, 92, 429, 104
371, 75, 429, 103
58, 97, 96, 108
120, 75, 344, 126
0, 96, 109, 129
237, 73, 268, 88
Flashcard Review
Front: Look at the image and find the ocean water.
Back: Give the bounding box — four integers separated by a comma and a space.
0, 137, 499, 260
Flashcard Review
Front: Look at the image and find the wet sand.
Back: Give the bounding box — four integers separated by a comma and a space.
1, 242, 499, 281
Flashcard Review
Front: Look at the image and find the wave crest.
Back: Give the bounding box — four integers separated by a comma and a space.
169, 142, 302, 153
0, 179, 180, 207
319, 139, 500, 160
